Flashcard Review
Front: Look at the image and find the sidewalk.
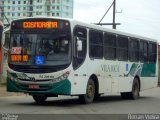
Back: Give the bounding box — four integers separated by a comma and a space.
0, 84, 24, 97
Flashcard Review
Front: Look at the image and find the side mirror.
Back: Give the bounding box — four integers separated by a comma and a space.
77, 37, 82, 52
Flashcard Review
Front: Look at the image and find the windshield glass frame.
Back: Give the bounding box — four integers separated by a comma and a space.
8, 20, 72, 73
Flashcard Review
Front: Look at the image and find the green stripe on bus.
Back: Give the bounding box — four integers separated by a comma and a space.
7, 78, 71, 95
125, 63, 156, 77
141, 63, 156, 77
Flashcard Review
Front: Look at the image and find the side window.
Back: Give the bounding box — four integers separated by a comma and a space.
104, 33, 116, 60
73, 26, 87, 69
139, 41, 144, 62
148, 42, 157, 63
117, 35, 128, 61
139, 41, 148, 62
89, 30, 103, 59
129, 38, 139, 62
74, 27, 87, 58
144, 42, 148, 62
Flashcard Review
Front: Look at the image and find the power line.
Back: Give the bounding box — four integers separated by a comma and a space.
98, 1, 114, 24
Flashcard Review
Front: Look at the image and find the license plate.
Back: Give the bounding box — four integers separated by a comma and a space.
29, 85, 39, 89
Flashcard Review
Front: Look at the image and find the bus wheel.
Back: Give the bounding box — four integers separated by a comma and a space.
32, 95, 47, 104
129, 78, 140, 100
79, 79, 95, 104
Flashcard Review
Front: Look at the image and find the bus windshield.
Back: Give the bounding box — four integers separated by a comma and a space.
9, 19, 72, 73
10, 32, 71, 66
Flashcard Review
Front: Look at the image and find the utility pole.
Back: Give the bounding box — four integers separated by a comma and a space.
0, 6, 10, 27
94, 0, 120, 29
113, 0, 116, 29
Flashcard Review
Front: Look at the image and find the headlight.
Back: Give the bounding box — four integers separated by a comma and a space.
8, 73, 19, 82
52, 71, 70, 83
63, 71, 70, 79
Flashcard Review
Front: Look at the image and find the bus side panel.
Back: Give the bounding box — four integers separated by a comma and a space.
71, 58, 108, 95
70, 76, 88, 95
140, 62, 158, 90
87, 59, 108, 94
140, 77, 158, 90
118, 62, 139, 93
70, 58, 89, 95
118, 76, 133, 92
116, 62, 134, 93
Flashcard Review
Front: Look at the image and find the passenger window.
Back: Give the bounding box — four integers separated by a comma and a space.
144, 42, 148, 62
139, 41, 148, 62
117, 35, 128, 61
129, 38, 139, 62
104, 33, 116, 60
148, 43, 157, 63
89, 30, 103, 59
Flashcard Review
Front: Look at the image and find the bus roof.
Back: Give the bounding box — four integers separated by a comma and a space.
71, 20, 157, 43
11, 17, 157, 43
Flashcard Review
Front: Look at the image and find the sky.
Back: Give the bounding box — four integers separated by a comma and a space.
73, 0, 160, 43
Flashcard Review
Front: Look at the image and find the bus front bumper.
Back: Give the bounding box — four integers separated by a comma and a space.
7, 78, 71, 95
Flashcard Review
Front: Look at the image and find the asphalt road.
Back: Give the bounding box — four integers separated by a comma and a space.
0, 87, 160, 120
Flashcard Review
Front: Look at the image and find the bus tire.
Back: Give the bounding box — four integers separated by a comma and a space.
129, 78, 140, 100
32, 95, 47, 104
79, 79, 95, 104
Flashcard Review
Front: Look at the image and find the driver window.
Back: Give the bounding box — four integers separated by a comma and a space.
73, 26, 87, 69
74, 26, 87, 58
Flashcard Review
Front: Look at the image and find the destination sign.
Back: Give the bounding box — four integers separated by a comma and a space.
11, 19, 70, 30
23, 21, 58, 29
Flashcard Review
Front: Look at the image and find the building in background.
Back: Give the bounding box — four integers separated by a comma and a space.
0, 0, 74, 25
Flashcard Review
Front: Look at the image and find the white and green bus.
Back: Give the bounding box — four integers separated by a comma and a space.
7, 17, 158, 104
